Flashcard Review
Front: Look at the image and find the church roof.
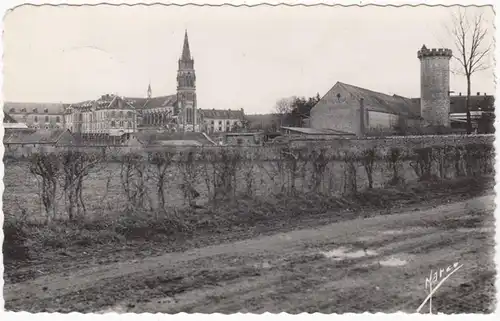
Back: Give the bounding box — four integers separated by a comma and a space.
142, 95, 178, 109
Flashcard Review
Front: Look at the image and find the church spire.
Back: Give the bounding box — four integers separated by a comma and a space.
147, 81, 152, 99
181, 29, 191, 61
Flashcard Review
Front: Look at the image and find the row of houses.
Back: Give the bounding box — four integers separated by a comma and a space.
3, 95, 247, 136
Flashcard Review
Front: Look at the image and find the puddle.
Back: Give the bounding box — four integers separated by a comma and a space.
379, 257, 408, 267
381, 230, 406, 235
321, 247, 378, 261
253, 261, 272, 269
457, 227, 493, 233
381, 227, 431, 236
97, 305, 128, 314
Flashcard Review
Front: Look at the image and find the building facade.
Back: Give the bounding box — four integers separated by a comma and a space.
64, 94, 137, 137
199, 109, 245, 133
3, 102, 65, 129
309, 82, 421, 136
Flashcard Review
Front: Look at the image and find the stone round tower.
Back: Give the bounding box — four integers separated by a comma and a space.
417, 45, 453, 127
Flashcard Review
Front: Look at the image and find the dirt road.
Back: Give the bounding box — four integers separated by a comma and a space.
4, 195, 496, 313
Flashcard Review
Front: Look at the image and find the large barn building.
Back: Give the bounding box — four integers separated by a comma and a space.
308, 45, 494, 135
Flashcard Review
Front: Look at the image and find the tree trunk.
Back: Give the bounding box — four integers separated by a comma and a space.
466, 75, 473, 134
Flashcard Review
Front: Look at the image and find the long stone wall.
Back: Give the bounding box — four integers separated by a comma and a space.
4, 134, 494, 161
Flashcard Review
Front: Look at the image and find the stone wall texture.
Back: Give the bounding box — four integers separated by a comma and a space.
420, 55, 451, 127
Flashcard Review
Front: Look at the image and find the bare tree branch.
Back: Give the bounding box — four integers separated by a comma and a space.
447, 8, 492, 134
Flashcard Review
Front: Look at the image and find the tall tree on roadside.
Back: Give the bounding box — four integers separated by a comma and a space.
448, 8, 493, 134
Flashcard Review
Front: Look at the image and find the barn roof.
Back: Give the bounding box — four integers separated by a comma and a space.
332, 82, 421, 118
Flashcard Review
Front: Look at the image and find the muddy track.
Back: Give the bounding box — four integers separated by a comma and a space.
4, 194, 495, 313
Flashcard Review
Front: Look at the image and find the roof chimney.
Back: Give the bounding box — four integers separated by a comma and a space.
477, 92, 480, 96
484, 93, 487, 96
459, 92, 462, 96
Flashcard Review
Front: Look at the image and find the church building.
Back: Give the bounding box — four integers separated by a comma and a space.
134, 30, 201, 132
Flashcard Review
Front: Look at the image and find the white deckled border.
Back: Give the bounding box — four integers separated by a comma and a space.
0, 0, 498, 320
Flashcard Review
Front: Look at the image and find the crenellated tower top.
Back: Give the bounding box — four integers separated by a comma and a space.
417, 45, 452, 59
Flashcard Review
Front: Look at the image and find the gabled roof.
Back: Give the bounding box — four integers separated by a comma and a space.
3, 129, 36, 143
133, 131, 216, 146
333, 82, 421, 118
281, 126, 354, 135
122, 97, 149, 109
3, 102, 67, 114
4, 129, 72, 144
200, 109, 244, 119
70, 95, 136, 111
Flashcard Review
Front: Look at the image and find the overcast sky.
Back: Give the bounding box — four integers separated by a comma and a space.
3, 4, 495, 114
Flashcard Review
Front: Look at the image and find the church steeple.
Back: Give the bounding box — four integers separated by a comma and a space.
181, 30, 191, 61
147, 82, 152, 99
177, 29, 197, 132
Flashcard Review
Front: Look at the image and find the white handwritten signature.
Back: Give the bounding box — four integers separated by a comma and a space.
416, 262, 463, 313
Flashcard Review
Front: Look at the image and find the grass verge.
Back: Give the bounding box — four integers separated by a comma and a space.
3, 176, 494, 276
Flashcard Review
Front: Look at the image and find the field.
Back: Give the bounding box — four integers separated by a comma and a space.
2, 141, 496, 313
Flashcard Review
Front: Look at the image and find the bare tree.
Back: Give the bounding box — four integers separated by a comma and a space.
274, 97, 295, 128
448, 8, 493, 134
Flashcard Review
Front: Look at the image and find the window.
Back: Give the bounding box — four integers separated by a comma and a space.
45, 116, 49, 122
119, 111, 124, 117
56, 116, 60, 123
211, 120, 214, 125
34, 116, 38, 122
127, 111, 132, 117
111, 111, 116, 117
44, 108, 49, 113
9, 108, 15, 113
219, 120, 222, 125
119, 121, 124, 127
79, 114, 83, 121
111, 121, 116, 127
